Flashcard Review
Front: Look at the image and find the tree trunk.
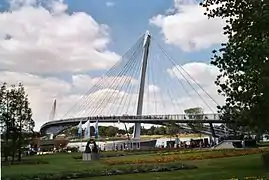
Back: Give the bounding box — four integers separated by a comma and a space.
4, 126, 9, 162
4, 146, 8, 162
11, 145, 15, 162
17, 120, 22, 161
11, 134, 15, 162
11, 127, 17, 162
18, 132, 22, 161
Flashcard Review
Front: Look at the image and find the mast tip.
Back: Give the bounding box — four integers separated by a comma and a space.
145, 30, 151, 36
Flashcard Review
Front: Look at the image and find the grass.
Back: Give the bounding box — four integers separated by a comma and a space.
1, 153, 104, 177
2, 149, 269, 180
81, 155, 269, 180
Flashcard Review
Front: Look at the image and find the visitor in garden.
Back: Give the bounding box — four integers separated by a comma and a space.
175, 135, 180, 148
84, 139, 99, 153
92, 140, 99, 153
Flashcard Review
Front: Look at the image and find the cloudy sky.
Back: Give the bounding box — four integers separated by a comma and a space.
0, 0, 227, 130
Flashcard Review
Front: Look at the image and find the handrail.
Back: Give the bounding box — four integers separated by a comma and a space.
41, 113, 221, 129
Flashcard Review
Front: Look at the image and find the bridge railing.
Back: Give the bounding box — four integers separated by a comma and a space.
41, 113, 222, 129
63, 113, 220, 122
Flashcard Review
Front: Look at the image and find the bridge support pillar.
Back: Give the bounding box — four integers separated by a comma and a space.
133, 31, 151, 139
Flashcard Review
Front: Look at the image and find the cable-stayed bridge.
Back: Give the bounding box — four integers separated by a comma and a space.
40, 31, 231, 139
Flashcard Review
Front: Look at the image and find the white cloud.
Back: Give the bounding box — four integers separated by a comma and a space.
9, 0, 37, 9
0, 71, 77, 130
150, 0, 226, 51
0, 0, 120, 73
167, 62, 220, 86
72, 75, 138, 92
106, 1, 115, 7
166, 62, 224, 112
148, 84, 160, 93
0, 62, 224, 130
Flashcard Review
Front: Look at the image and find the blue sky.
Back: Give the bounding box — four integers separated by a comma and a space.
0, 0, 226, 129
64, 0, 213, 64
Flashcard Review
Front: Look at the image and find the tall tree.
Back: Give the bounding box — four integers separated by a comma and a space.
201, 0, 269, 133
184, 107, 204, 138
166, 122, 179, 137
16, 83, 34, 161
0, 83, 11, 161
0, 83, 34, 161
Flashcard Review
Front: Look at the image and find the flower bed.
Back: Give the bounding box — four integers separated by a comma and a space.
2, 162, 196, 180
104, 149, 266, 165
72, 148, 206, 160
227, 176, 267, 180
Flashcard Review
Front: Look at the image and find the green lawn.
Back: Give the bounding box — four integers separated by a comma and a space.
2, 149, 269, 180
1, 153, 105, 176
82, 154, 269, 180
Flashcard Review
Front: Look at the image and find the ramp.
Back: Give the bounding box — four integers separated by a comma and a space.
213, 140, 242, 149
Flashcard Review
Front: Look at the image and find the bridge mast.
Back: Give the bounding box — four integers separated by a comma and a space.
49, 99, 57, 121
133, 31, 151, 139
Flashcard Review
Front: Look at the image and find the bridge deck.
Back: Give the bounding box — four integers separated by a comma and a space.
41, 113, 223, 129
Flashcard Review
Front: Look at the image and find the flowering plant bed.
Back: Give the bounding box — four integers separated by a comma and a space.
72, 148, 213, 160
2, 162, 196, 180
226, 176, 267, 180
104, 149, 266, 165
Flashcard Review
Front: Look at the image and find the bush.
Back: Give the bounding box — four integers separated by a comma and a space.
2, 162, 196, 180
64, 146, 79, 152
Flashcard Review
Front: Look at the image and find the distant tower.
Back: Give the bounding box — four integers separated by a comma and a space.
49, 99, 57, 121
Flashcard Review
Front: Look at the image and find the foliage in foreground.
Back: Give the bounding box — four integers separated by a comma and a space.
1, 158, 49, 166
201, 0, 269, 133
0, 83, 34, 162
1, 162, 196, 180
72, 148, 231, 160
262, 151, 269, 168
78, 153, 268, 180
104, 148, 266, 165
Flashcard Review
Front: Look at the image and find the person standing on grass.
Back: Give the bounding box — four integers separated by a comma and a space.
175, 135, 180, 148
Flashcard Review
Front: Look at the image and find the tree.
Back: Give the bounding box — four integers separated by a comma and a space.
117, 129, 126, 135
184, 107, 204, 138
106, 126, 118, 137
166, 122, 179, 138
201, 0, 269, 133
147, 126, 156, 135
128, 126, 134, 134
0, 83, 34, 161
98, 126, 107, 137
158, 126, 166, 135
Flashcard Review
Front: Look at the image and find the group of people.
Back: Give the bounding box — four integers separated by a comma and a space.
158, 135, 212, 149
